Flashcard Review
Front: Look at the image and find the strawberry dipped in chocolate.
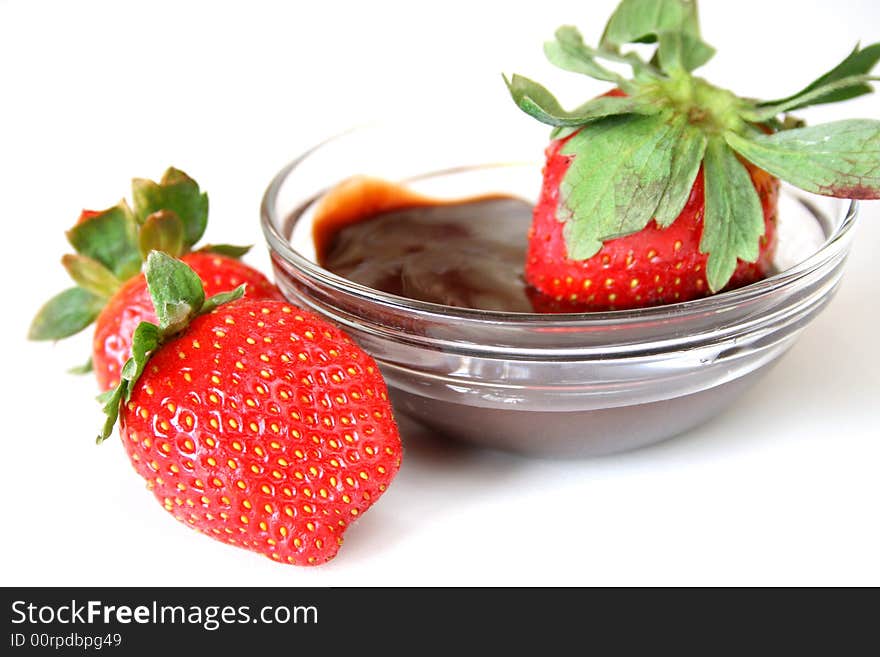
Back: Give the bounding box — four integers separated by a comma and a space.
507, 0, 880, 310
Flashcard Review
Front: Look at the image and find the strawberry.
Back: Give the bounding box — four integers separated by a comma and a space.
93, 252, 281, 390
506, 0, 880, 311
527, 133, 779, 310
99, 252, 402, 565
28, 168, 282, 388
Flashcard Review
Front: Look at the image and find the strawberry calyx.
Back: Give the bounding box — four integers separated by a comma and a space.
97, 251, 245, 443
506, 0, 880, 292
28, 168, 252, 347
645, 74, 746, 137
131, 167, 209, 248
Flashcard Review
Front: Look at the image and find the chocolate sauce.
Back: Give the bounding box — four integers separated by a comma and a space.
315, 178, 535, 312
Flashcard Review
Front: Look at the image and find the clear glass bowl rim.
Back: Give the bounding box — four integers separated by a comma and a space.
260, 133, 859, 329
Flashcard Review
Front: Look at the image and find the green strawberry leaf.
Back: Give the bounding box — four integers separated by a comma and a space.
558, 112, 687, 259
61, 254, 121, 299
657, 30, 715, 75
28, 287, 106, 341
545, 26, 625, 84
201, 285, 247, 316
701, 137, 765, 292
132, 168, 209, 249
654, 121, 707, 226
726, 120, 880, 199
505, 74, 658, 128
145, 251, 206, 334
120, 322, 162, 402
66, 203, 142, 280
601, 0, 712, 72
139, 209, 186, 259
545, 26, 653, 85
98, 385, 125, 443
602, 0, 701, 43
549, 126, 579, 140
742, 74, 879, 122
68, 357, 94, 375
757, 42, 880, 111
197, 243, 253, 258
97, 319, 160, 441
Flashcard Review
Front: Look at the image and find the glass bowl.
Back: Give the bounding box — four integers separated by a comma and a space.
260, 123, 858, 457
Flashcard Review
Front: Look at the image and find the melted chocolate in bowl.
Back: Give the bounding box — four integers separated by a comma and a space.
321, 195, 534, 312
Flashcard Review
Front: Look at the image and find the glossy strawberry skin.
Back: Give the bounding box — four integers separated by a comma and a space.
526, 132, 780, 312
93, 252, 283, 391
119, 299, 402, 566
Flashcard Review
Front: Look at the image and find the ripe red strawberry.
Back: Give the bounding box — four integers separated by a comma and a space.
101, 252, 402, 565
507, 1, 880, 311
94, 252, 281, 390
29, 168, 282, 387
526, 133, 779, 311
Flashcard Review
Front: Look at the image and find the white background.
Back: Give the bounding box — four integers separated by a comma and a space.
1, 0, 878, 586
